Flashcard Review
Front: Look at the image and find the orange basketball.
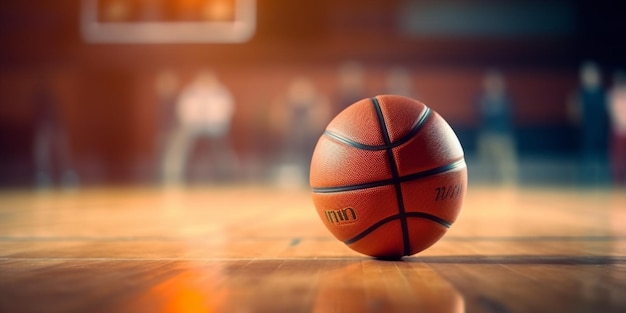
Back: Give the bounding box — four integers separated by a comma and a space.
310, 95, 467, 259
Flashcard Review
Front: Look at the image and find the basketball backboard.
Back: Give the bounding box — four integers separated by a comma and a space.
80, 0, 256, 43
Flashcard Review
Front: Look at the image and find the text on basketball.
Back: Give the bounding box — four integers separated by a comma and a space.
325, 208, 358, 224
434, 184, 463, 201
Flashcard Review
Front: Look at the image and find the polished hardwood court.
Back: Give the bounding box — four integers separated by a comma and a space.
0, 185, 625, 312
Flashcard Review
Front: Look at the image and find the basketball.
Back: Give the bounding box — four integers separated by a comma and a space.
310, 95, 467, 259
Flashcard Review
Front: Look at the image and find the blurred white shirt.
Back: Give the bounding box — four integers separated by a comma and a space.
177, 80, 234, 137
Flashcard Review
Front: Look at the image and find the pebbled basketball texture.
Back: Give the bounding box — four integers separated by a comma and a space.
310, 95, 467, 258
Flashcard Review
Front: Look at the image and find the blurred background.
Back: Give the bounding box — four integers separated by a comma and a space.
1, 0, 625, 189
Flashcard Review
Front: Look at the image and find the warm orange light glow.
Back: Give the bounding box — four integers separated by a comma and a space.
81, 0, 256, 43
125, 270, 228, 313
202, 0, 235, 21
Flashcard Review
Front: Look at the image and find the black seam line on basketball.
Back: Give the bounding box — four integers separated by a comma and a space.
311, 158, 466, 193
372, 97, 411, 256
322, 107, 432, 151
343, 212, 451, 245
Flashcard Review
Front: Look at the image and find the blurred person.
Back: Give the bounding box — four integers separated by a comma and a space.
608, 70, 626, 185
476, 69, 517, 185
32, 79, 79, 189
569, 61, 610, 185
270, 76, 330, 186
161, 70, 238, 185
154, 69, 180, 181
336, 61, 366, 113
385, 66, 417, 98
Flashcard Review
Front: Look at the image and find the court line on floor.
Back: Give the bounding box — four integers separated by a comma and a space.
0, 235, 625, 242
0, 257, 366, 262
1, 255, 624, 264
443, 235, 626, 242
414, 255, 626, 265
0, 236, 338, 242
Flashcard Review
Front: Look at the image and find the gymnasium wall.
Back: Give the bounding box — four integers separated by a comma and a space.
0, 0, 623, 185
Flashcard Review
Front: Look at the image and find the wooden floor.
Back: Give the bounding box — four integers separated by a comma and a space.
0, 184, 625, 313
